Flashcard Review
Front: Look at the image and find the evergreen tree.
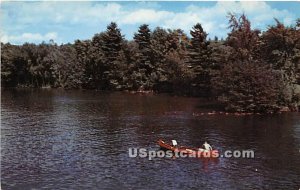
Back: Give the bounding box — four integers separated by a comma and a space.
133, 24, 154, 90
87, 33, 105, 89
2, 16, 299, 113
150, 27, 171, 91
100, 22, 125, 90
186, 23, 212, 97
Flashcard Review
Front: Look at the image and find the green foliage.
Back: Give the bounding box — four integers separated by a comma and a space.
212, 14, 300, 112
52, 44, 84, 89
133, 24, 155, 90
186, 23, 213, 96
213, 62, 283, 113
99, 22, 126, 90
2, 15, 300, 113
226, 13, 261, 62
1, 43, 27, 87
259, 18, 300, 108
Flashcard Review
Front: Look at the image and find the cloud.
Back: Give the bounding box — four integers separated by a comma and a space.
1, 32, 58, 44
160, 1, 296, 37
120, 9, 174, 25
0, 1, 298, 44
117, 1, 296, 38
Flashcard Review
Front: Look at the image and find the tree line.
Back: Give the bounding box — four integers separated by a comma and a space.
2, 14, 300, 113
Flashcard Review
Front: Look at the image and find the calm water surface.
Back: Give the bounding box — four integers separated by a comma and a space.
1, 89, 300, 189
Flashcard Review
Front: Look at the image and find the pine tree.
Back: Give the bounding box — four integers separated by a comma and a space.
150, 27, 170, 91
186, 23, 212, 97
87, 33, 106, 89
99, 22, 125, 90
133, 24, 155, 90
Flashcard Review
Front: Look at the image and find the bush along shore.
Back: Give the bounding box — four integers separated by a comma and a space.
2, 14, 300, 113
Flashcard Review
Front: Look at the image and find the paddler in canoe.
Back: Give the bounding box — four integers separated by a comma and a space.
158, 139, 217, 156
172, 139, 213, 152
198, 141, 213, 152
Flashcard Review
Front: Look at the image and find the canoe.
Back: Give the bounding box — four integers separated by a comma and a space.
157, 139, 219, 158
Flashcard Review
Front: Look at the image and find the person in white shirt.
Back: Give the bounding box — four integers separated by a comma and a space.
172, 140, 178, 147
203, 141, 212, 151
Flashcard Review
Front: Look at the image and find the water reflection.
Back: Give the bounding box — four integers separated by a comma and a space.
1, 89, 300, 189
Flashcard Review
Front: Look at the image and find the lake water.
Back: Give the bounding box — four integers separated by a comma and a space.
1, 89, 300, 189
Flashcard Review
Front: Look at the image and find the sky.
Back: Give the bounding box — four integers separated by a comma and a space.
1, 1, 299, 45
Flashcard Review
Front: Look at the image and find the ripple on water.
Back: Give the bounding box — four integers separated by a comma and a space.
1, 89, 300, 189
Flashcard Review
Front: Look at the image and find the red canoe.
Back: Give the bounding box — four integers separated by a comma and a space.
157, 139, 219, 158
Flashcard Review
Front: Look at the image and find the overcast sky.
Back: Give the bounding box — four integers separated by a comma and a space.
1, 1, 299, 45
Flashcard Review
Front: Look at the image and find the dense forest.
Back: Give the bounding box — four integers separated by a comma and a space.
2, 14, 300, 113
